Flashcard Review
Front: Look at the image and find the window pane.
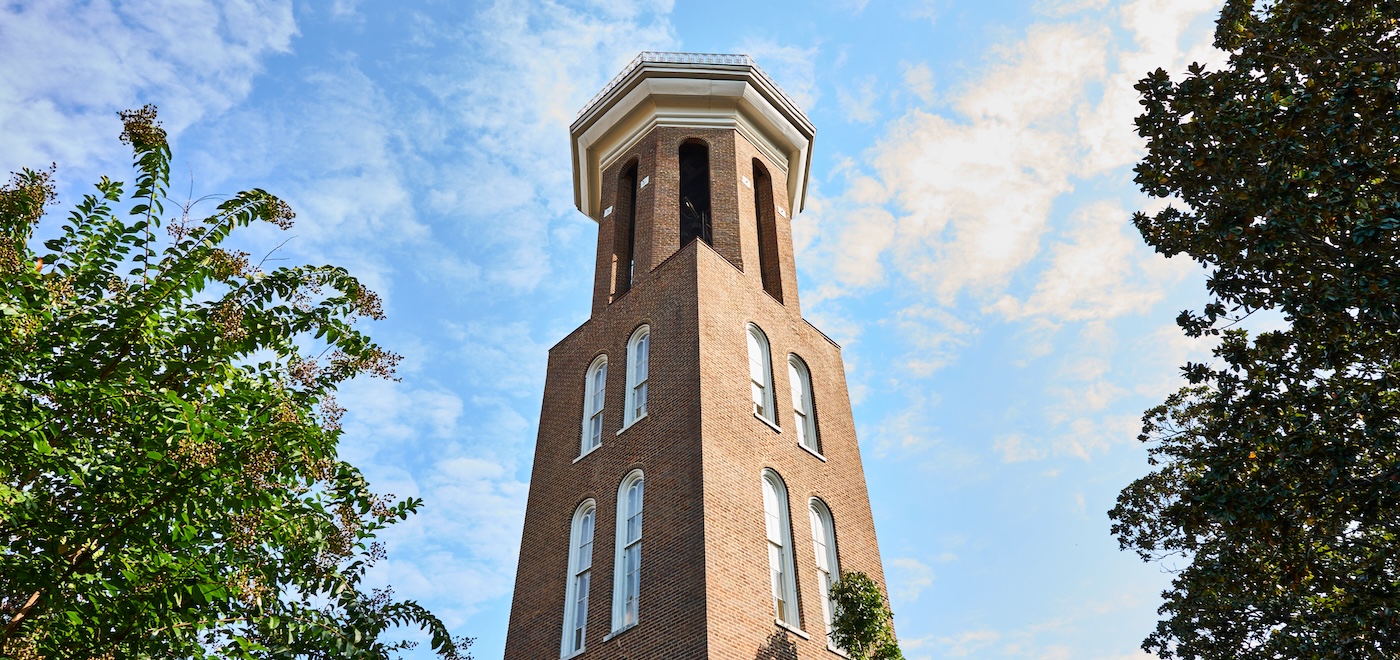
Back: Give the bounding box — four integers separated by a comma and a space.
624, 544, 640, 625
747, 332, 764, 382
635, 334, 649, 381
634, 382, 647, 418
589, 413, 602, 448
763, 481, 781, 543
769, 543, 786, 621
789, 362, 805, 410
593, 364, 607, 410
752, 381, 766, 416
574, 571, 590, 648
579, 511, 594, 571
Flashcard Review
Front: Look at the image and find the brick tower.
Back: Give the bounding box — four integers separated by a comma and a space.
504, 52, 889, 660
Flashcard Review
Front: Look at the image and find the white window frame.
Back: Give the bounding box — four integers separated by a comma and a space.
561, 500, 596, 658
748, 324, 777, 426
809, 498, 840, 647
581, 355, 607, 457
611, 469, 645, 633
788, 355, 819, 454
623, 326, 650, 429
763, 469, 801, 629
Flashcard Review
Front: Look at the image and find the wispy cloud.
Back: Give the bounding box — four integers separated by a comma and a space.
0, 0, 296, 176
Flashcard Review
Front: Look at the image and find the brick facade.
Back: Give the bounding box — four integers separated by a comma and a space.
505, 61, 887, 660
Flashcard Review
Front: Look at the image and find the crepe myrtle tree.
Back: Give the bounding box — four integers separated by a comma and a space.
829, 571, 902, 660
0, 106, 471, 659
1111, 1, 1400, 658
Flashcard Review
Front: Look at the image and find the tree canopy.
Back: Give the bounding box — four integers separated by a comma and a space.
0, 107, 470, 659
1110, 1, 1400, 658
829, 570, 903, 660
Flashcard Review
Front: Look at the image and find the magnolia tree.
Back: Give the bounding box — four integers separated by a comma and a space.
0, 107, 470, 659
1111, 1, 1400, 658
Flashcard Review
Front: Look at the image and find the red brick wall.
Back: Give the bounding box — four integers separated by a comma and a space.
506, 124, 887, 660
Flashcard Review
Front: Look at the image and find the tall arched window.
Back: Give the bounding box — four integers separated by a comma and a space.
612, 470, 645, 631
613, 161, 639, 295
809, 498, 840, 644
581, 356, 607, 456
751, 159, 783, 301
561, 500, 596, 657
624, 326, 650, 426
748, 325, 776, 424
788, 355, 818, 453
678, 140, 711, 247
763, 469, 800, 628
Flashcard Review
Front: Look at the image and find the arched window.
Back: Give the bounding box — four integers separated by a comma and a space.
581, 356, 607, 456
561, 500, 596, 657
747, 325, 776, 424
751, 159, 783, 301
809, 498, 840, 644
612, 470, 645, 631
788, 355, 818, 453
613, 161, 639, 295
625, 326, 650, 426
763, 469, 800, 628
678, 140, 711, 247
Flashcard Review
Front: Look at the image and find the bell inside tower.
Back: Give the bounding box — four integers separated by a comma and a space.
678, 139, 711, 247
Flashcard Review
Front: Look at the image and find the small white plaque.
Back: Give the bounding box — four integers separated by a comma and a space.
639, 176, 650, 188
742, 176, 752, 188
604, 206, 613, 217
777, 207, 788, 218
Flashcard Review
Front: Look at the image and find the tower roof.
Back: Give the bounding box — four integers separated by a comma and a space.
570, 52, 816, 221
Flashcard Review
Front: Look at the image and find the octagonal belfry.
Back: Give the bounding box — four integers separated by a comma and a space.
505, 52, 890, 660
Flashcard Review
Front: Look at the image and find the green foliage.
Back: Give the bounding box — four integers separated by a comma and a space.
0, 106, 471, 659
829, 571, 902, 660
1110, 1, 1400, 658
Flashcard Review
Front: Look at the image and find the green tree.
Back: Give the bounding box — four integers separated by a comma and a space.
0, 106, 470, 659
829, 571, 902, 660
1110, 1, 1400, 658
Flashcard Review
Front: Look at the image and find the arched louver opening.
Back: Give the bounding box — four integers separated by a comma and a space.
614, 161, 639, 295
751, 159, 783, 301
678, 140, 711, 247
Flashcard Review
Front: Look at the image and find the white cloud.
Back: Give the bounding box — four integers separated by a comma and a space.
857, 23, 1109, 304
889, 557, 937, 604
838, 77, 881, 124
0, 0, 295, 176
735, 39, 821, 111
990, 201, 1184, 323
901, 61, 938, 106
890, 304, 976, 376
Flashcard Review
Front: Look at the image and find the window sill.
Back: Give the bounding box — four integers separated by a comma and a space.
562, 648, 586, 660
827, 643, 851, 658
603, 622, 638, 642
617, 413, 647, 436
775, 619, 809, 640
754, 412, 781, 433
798, 442, 827, 462
573, 444, 600, 464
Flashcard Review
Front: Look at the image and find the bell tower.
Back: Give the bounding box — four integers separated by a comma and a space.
504, 52, 890, 659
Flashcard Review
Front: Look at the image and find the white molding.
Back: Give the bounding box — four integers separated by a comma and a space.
570, 61, 815, 222
775, 619, 811, 640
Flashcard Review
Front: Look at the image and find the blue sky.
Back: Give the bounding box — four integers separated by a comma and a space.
2, 0, 1241, 657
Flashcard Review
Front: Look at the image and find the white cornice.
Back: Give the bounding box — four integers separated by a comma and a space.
570, 54, 816, 222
